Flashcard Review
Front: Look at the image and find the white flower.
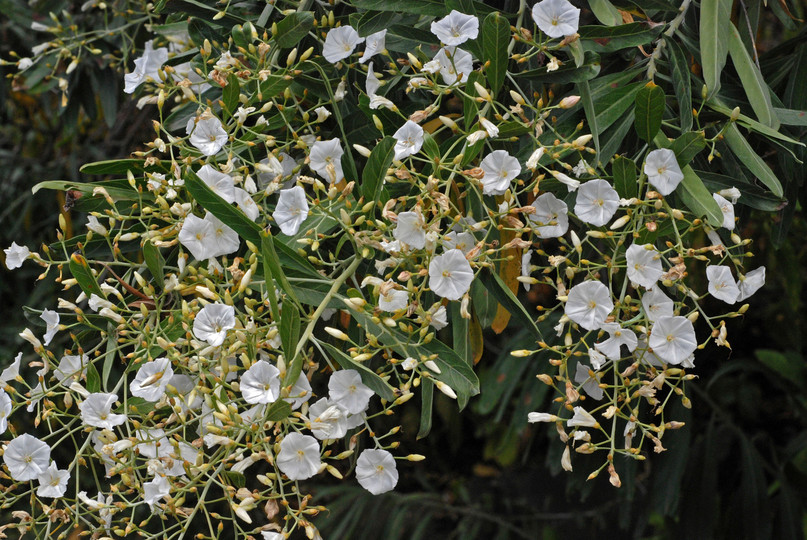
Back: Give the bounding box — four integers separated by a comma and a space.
564, 280, 613, 331
313, 106, 331, 122
273, 186, 309, 235
308, 398, 349, 440
262, 533, 284, 540
532, 0, 580, 38
529, 192, 569, 238
124, 40, 168, 94
480, 150, 520, 196
329, 369, 374, 415
18, 57, 33, 70
567, 406, 597, 428
257, 154, 285, 187
240, 360, 281, 404
428, 249, 474, 301
4, 434, 50, 481
393, 210, 427, 249
706, 265, 740, 304
55, 354, 89, 384
626, 244, 664, 289
528, 412, 557, 423
284, 375, 313, 410
433, 47, 473, 85
88, 293, 114, 312
713, 193, 735, 229
574, 363, 603, 400
86, 215, 108, 235
36, 462, 69, 498
196, 164, 235, 203
80, 394, 126, 430
356, 449, 398, 495
737, 266, 765, 301
4, 242, 30, 269
131, 357, 174, 402
360, 30, 387, 63
574, 179, 619, 227
644, 149, 684, 196
379, 287, 409, 312
41, 309, 59, 346
144, 475, 170, 509
466, 130, 487, 144
136, 428, 170, 459
588, 347, 607, 371
393, 120, 424, 160
595, 323, 638, 360
233, 105, 255, 125
573, 159, 589, 178
204, 212, 240, 258
178, 214, 214, 261
366, 61, 381, 97
193, 303, 235, 347
323, 26, 364, 64
431, 10, 479, 46
521, 250, 533, 291
648, 316, 697, 365
234, 188, 259, 221
430, 305, 449, 330
1, 353, 22, 383
642, 288, 674, 322
186, 112, 228, 156
0, 389, 10, 433
552, 171, 581, 192
718, 187, 741, 204
401, 357, 418, 370
334, 80, 347, 101
309, 138, 345, 183
526, 147, 545, 169
277, 432, 321, 480
215, 51, 239, 70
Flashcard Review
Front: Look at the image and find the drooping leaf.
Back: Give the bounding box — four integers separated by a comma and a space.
417, 379, 434, 439
589, 0, 623, 26
69, 253, 104, 298
578, 80, 601, 164
274, 11, 314, 49
728, 23, 778, 129
361, 136, 395, 204
352, 0, 447, 16
666, 37, 693, 132
700, 0, 732, 98
479, 269, 542, 339
142, 240, 165, 289
671, 131, 707, 167
481, 12, 510, 97
634, 81, 665, 142
677, 166, 725, 226
264, 400, 292, 421
221, 72, 240, 114
578, 23, 663, 53
612, 155, 638, 199
723, 123, 784, 198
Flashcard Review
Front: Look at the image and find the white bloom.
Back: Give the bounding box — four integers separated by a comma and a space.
737, 266, 765, 301
521, 250, 533, 291
574, 363, 603, 400
203, 212, 240, 258
595, 323, 638, 360
193, 303, 236, 346
526, 147, 545, 169
18, 57, 33, 70
433, 47, 473, 85
706, 265, 740, 304
567, 406, 597, 428
0, 389, 10, 433
574, 179, 619, 226
131, 357, 174, 402
234, 188, 259, 221
360, 30, 387, 63
136, 428, 170, 459
626, 244, 664, 289
240, 360, 281, 404
262, 533, 284, 540
528, 412, 557, 423
564, 280, 613, 331
313, 106, 331, 123
1, 353, 21, 382
88, 293, 114, 312
284, 375, 313, 410
356, 449, 399, 495
444, 231, 475, 255
401, 357, 418, 370
430, 305, 449, 330
644, 149, 684, 196
573, 159, 588, 178
532, 0, 580, 38
36, 462, 69, 498
186, 112, 228, 156
366, 61, 381, 97
529, 192, 569, 238
393, 120, 424, 160
257, 154, 285, 187
309, 138, 345, 183
329, 369, 374, 415
4, 242, 30, 269
713, 193, 735, 230
86, 215, 108, 235
642, 288, 674, 322
480, 117, 499, 137
196, 164, 235, 203
588, 347, 607, 371
144, 475, 170, 509
393, 210, 427, 249
308, 398, 349, 440
480, 150, 520, 196
123, 40, 168, 94
466, 130, 487, 144
273, 186, 309, 236
334, 80, 347, 101
54, 354, 88, 385
215, 51, 239, 69
323, 26, 364, 64
41, 309, 59, 346
717, 187, 741, 204
648, 316, 697, 365
428, 249, 474, 301
233, 106, 255, 125
4, 434, 50, 481
79, 393, 126, 429
379, 287, 409, 312
277, 432, 321, 480
431, 10, 479, 46
552, 171, 581, 192
178, 214, 214, 261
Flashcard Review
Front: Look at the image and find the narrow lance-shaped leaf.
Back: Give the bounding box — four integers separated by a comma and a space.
671, 131, 706, 167
700, 0, 732, 98
728, 23, 778, 129
677, 166, 725, 227
723, 123, 784, 198
588, 0, 623, 26
612, 155, 638, 199
666, 37, 693, 132
417, 379, 434, 439
274, 11, 314, 48
481, 12, 510, 97
142, 240, 165, 289
360, 136, 395, 207
69, 253, 105, 298
579, 80, 601, 165
634, 81, 665, 142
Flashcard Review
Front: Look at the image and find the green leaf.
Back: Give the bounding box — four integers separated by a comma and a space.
86, 362, 101, 393
361, 136, 395, 205
478, 269, 542, 339
280, 301, 301, 365
612, 156, 638, 199
30, 180, 146, 203
79, 159, 163, 175
728, 23, 777, 129
462, 71, 484, 130
598, 110, 635, 166
417, 379, 434, 439
634, 82, 665, 142
321, 342, 397, 402
274, 11, 314, 48
589, 0, 623, 26
355, 10, 399, 36
666, 38, 693, 132
700, 0, 732, 98
592, 81, 643, 133
677, 166, 724, 226
707, 100, 803, 147
261, 232, 302, 312
222, 72, 240, 114
578, 23, 663, 53
184, 168, 262, 245
518, 51, 601, 83
723, 123, 784, 198
578, 80, 601, 165
351, 0, 446, 16
697, 171, 784, 211
774, 107, 807, 126
671, 131, 706, 167
258, 74, 293, 100
481, 12, 510, 97
755, 349, 807, 389
143, 240, 165, 289
450, 303, 471, 367
265, 399, 293, 421
69, 253, 104, 298
102, 323, 117, 389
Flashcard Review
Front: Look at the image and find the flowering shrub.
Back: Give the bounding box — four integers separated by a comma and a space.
1, 0, 802, 537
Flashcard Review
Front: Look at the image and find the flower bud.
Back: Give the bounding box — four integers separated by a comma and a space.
558, 96, 580, 109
